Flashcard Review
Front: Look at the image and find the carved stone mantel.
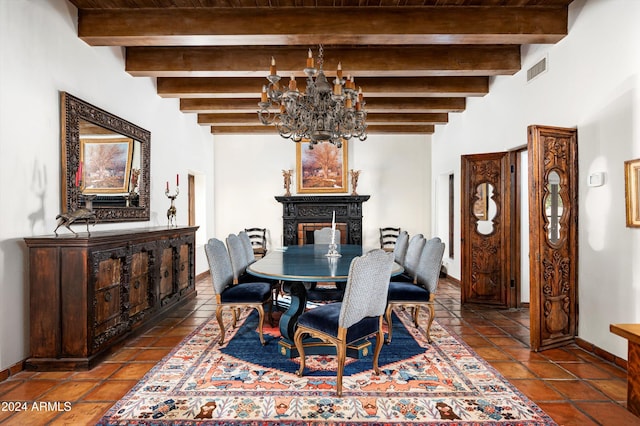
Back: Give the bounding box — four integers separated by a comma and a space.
275, 195, 370, 246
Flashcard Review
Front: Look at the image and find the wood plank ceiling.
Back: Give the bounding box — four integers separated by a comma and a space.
68, 0, 574, 137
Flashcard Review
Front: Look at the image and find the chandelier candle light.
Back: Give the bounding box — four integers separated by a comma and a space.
258, 46, 367, 148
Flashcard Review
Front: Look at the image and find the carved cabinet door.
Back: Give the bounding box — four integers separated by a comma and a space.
461, 152, 513, 308
528, 125, 578, 351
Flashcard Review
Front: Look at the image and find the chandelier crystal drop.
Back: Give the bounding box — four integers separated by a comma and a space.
257, 45, 367, 148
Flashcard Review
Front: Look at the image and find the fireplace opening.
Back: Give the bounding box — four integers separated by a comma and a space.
297, 223, 347, 245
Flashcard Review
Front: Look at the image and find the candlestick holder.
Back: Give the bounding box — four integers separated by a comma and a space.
165, 186, 179, 227
325, 240, 341, 258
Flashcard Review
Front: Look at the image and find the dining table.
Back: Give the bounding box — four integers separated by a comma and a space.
247, 244, 404, 357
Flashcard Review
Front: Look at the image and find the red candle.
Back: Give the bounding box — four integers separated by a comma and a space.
176, 174, 179, 186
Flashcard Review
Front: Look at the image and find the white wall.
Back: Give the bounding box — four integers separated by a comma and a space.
431, 0, 640, 359
0, 0, 215, 370
213, 133, 432, 251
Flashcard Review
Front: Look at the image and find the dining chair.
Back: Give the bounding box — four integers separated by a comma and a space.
204, 238, 273, 346
293, 249, 395, 397
385, 237, 445, 344
226, 233, 253, 284
393, 230, 409, 265
313, 227, 340, 244
238, 231, 257, 265
379, 227, 401, 252
244, 227, 267, 258
395, 233, 425, 282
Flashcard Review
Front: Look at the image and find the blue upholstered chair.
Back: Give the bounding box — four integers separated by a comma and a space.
313, 227, 340, 244
385, 237, 445, 344
393, 230, 409, 265
294, 249, 395, 397
204, 238, 273, 346
395, 233, 425, 282
227, 233, 257, 284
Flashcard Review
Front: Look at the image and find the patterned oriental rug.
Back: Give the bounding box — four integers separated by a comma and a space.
98, 307, 557, 425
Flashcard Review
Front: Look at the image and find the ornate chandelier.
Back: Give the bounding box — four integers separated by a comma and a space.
257, 45, 367, 148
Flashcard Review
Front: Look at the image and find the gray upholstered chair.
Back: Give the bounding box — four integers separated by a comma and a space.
227, 233, 258, 284
204, 238, 273, 345
313, 227, 340, 244
395, 233, 425, 282
238, 231, 257, 265
393, 230, 409, 265
385, 237, 445, 344
294, 249, 394, 397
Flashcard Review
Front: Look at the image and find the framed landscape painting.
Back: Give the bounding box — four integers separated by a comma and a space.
80, 137, 134, 193
625, 158, 640, 227
296, 140, 348, 193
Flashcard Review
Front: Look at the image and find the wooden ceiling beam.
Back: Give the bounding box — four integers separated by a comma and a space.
198, 112, 448, 125
180, 97, 465, 113
209, 125, 435, 135
126, 45, 521, 77
158, 76, 489, 98
77, 7, 568, 46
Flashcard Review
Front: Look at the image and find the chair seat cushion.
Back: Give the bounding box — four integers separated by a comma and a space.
392, 273, 415, 283
297, 303, 379, 344
387, 281, 431, 302
221, 282, 272, 303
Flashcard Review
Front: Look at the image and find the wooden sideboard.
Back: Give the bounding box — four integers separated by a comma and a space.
24, 226, 198, 371
610, 324, 640, 417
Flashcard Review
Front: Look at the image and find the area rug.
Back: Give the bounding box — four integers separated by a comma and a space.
97, 306, 556, 425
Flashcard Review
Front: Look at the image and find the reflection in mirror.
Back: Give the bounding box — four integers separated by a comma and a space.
61, 92, 150, 223
474, 182, 496, 235
545, 170, 563, 244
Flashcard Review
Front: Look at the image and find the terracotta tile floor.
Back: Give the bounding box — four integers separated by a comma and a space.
0, 277, 637, 425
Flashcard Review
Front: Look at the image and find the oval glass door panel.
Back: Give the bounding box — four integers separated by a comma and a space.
544, 170, 564, 245
474, 182, 496, 235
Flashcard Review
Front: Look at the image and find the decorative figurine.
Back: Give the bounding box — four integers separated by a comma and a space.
166, 175, 179, 227
282, 169, 293, 196
54, 195, 97, 236
350, 169, 361, 196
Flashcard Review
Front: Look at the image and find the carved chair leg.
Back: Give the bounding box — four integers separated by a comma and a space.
372, 319, 384, 375
413, 306, 420, 328
293, 329, 306, 377
336, 341, 347, 397
384, 304, 394, 344
426, 303, 435, 344
216, 305, 226, 345
255, 305, 266, 346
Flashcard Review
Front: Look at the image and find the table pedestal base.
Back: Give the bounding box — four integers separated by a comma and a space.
278, 337, 371, 359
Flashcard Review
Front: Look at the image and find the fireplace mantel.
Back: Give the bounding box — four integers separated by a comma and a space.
275, 195, 370, 246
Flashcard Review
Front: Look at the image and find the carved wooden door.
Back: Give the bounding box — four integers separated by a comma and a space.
461, 152, 513, 308
528, 125, 578, 351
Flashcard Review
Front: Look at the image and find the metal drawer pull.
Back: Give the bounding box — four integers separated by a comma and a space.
104, 291, 111, 302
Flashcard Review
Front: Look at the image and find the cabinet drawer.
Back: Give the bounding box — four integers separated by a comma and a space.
177, 244, 190, 290
94, 285, 123, 335
96, 258, 122, 290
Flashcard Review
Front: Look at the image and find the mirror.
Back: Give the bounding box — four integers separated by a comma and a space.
61, 92, 150, 222
544, 170, 564, 244
473, 182, 496, 235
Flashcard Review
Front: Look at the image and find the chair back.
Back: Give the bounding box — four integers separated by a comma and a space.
339, 249, 394, 329
244, 227, 267, 257
393, 230, 409, 264
314, 227, 339, 244
226, 233, 248, 282
416, 237, 446, 293
238, 231, 256, 265
204, 238, 234, 295
379, 227, 401, 251
404, 234, 426, 279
